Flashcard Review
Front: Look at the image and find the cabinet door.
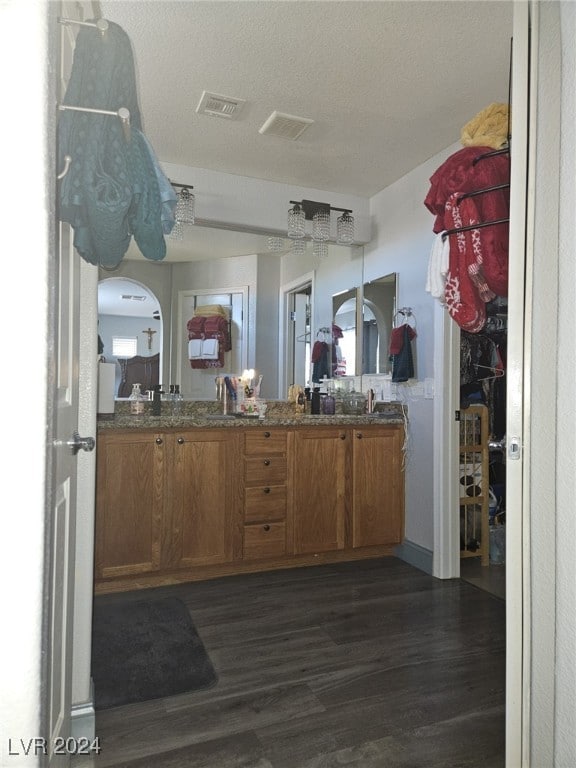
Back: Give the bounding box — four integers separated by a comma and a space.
291, 428, 348, 554
168, 429, 241, 568
352, 426, 404, 547
95, 431, 164, 578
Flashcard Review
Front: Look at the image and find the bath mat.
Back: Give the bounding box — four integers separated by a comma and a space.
91, 595, 217, 709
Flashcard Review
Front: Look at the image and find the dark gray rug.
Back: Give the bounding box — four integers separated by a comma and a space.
91, 596, 217, 710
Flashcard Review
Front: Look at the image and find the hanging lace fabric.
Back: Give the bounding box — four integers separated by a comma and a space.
58, 20, 176, 268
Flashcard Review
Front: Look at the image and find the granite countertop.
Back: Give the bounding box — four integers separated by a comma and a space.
97, 402, 406, 431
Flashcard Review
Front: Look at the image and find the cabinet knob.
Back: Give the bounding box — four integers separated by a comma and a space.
263, 524, 271, 532
264, 431, 271, 438
340, 433, 346, 440
177, 437, 185, 444
263, 487, 271, 494
263, 459, 271, 466
356, 432, 363, 439
155, 437, 163, 445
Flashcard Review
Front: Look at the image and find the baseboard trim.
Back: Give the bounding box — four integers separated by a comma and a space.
395, 540, 434, 576
70, 680, 95, 741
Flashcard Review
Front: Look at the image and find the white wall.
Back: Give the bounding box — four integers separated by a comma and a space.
365, 143, 459, 554
0, 2, 50, 764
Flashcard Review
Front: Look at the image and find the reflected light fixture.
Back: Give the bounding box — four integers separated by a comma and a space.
267, 236, 286, 252
287, 199, 354, 248
169, 182, 195, 240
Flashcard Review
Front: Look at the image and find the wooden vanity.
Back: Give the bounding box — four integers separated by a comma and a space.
94, 416, 405, 594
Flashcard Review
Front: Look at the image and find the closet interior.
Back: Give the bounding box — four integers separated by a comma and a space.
424, 101, 511, 597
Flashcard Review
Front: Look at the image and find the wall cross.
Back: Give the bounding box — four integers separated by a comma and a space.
142, 327, 157, 350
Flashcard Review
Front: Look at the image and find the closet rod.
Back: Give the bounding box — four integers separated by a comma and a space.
442, 217, 510, 239
58, 17, 109, 35
457, 183, 510, 204
58, 104, 131, 142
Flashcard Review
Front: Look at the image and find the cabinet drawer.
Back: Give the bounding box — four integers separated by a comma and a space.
244, 485, 286, 523
243, 522, 286, 559
245, 456, 287, 485
245, 430, 287, 455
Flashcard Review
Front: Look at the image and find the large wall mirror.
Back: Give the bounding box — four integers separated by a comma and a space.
97, 223, 395, 400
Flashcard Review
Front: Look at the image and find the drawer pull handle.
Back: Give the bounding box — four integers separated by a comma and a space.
264, 431, 271, 438
263, 524, 271, 532
263, 459, 271, 466
177, 437, 185, 444
340, 434, 346, 440
155, 437, 163, 445
356, 432, 363, 439
263, 487, 271, 494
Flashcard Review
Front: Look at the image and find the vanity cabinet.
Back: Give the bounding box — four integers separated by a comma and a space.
167, 429, 242, 568
95, 431, 164, 580
351, 425, 404, 548
291, 428, 348, 554
95, 428, 241, 582
95, 421, 404, 593
242, 429, 288, 560
291, 424, 404, 555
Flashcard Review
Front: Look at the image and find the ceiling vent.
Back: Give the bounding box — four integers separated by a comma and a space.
196, 90, 246, 120
259, 111, 314, 141
121, 294, 147, 302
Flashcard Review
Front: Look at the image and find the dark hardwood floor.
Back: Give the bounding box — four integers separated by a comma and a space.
74, 558, 505, 768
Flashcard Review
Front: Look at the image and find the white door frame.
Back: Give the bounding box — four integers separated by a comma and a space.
278, 272, 315, 399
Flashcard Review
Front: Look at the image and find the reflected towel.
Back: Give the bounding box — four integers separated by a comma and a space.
201, 339, 219, 359
188, 339, 202, 359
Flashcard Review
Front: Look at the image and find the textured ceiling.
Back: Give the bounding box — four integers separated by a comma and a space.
98, 0, 514, 199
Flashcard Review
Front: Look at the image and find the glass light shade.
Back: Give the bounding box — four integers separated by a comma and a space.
267, 236, 285, 252
290, 237, 306, 256
175, 188, 195, 224
336, 211, 355, 244
313, 240, 329, 258
287, 204, 305, 239
169, 218, 184, 240
312, 209, 330, 241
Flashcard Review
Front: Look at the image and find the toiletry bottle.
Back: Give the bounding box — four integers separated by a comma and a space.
172, 384, 183, 416
129, 383, 146, 415
151, 385, 162, 416
322, 387, 336, 415
311, 387, 321, 415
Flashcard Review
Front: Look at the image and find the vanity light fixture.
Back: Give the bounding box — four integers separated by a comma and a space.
287, 199, 354, 247
169, 183, 195, 240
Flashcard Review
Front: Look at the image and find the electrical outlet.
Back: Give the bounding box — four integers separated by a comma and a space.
410, 381, 425, 397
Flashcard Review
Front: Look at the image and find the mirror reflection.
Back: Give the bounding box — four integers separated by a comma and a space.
97, 232, 376, 400
362, 273, 397, 374
332, 288, 358, 378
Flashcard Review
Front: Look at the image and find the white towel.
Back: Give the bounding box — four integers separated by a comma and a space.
201, 338, 219, 359
188, 339, 202, 359
425, 231, 450, 302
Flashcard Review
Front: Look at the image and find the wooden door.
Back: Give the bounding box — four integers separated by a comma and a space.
351, 425, 404, 548
291, 428, 348, 554
168, 430, 241, 567
95, 431, 164, 578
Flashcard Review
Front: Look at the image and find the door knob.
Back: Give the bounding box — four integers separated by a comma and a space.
66, 431, 95, 455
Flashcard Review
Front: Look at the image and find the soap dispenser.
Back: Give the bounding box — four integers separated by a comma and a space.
129, 383, 146, 415
172, 384, 183, 416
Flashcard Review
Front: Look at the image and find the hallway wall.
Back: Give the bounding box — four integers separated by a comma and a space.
364, 142, 460, 557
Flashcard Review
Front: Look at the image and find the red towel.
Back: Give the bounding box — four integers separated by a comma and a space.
425, 147, 510, 234
187, 316, 205, 338
389, 324, 416, 355
443, 193, 486, 333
